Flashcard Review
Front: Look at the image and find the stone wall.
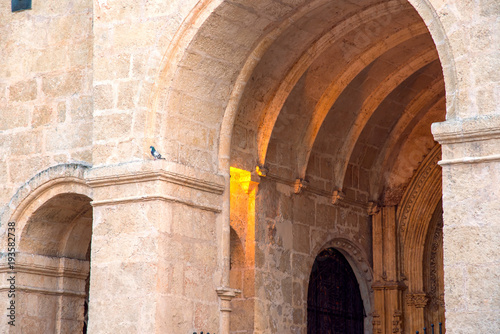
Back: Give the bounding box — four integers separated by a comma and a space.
230, 170, 373, 334
0, 0, 498, 333
0, 0, 93, 204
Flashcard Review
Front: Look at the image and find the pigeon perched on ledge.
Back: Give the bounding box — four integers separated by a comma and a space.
150, 146, 165, 160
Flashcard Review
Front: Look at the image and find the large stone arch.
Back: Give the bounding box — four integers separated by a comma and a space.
149, 0, 457, 172
0, 163, 93, 334
310, 238, 374, 334
152, 1, 456, 333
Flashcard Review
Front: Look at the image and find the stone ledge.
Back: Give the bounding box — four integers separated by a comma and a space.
86, 160, 225, 194
91, 194, 222, 212
0, 253, 89, 280
432, 115, 500, 144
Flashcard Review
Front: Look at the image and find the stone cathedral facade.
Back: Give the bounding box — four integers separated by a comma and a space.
0, 0, 498, 333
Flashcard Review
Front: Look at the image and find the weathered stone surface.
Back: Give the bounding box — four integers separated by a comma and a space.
0, 0, 498, 333
9, 79, 37, 102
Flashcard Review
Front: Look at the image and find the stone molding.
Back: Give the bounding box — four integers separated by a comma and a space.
392, 310, 403, 333
372, 311, 382, 334
0, 253, 89, 278
293, 178, 308, 194
265, 171, 369, 209
367, 201, 380, 215
0, 253, 88, 297
86, 161, 225, 212
91, 194, 222, 212
439, 154, 500, 166
433, 116, 500, 165
331, 189, 345, 205
8, 286, 86, 298
87, 164, 224, 195
432, 115, 500, 145
397, 144, 441, 234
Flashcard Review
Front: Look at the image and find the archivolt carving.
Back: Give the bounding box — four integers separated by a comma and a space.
397, 144, 442, 290
429, 213, 443, 311
397, 144, 441, 234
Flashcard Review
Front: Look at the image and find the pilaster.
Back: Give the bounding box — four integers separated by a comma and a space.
371, 206, 406, 333
432, 115, 500, 333
85, 160, 225, 334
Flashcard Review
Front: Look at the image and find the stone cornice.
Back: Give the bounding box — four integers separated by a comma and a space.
86, 160, 225, 195
91, 194, 222, 212
0, 254, 89, 280
439, 154, 500, 166
87, 170, 224, 194
0, 286, 86, 297
432, 115, 500, 145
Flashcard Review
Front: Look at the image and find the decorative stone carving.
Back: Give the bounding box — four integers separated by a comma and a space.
372, 311, 382, 334
255, 164, 268, 177
429, 216, 444, 311
367, 201, 380, 215
331, 189, 345, 205
392, 310, 403, 333
294, 178, 308, 194
398, 145, 441, 233
406, 293, 429, 308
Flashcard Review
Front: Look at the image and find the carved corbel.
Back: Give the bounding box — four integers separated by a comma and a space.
255, 164, 268, 177
331, 189, 345, 205
294, 178, 309, 194
367, 201, 380, 215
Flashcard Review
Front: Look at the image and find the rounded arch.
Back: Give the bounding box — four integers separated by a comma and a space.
149, 0, 457, 173
2, 163, 92, 248
308, 247, 365, 333
309, 238, 374, 333
1, 163, 93, 334
405, 0, 458, 119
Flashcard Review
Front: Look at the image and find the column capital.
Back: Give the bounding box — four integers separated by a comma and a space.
216, 287, 241, 312
216, 287, 241, 301
406, 292, 429, 308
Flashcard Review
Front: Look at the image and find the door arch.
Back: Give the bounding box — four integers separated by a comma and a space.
308, 248, 365, 334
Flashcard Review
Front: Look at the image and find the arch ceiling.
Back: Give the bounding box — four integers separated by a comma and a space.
20, 193, 93, 260
167, 0, 446, 204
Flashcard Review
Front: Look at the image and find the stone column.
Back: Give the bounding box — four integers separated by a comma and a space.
86, 161, 225, 334
371, 206, 405, 334
405, 292, 428, 331
433, 116, 500, 333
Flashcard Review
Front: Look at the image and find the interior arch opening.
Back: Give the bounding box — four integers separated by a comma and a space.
307, 248, 364, 334
17, 192, 93, 333
198, 0, 449, 332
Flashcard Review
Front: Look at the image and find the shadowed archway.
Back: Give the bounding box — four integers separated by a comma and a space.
308, 248, 365, 334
